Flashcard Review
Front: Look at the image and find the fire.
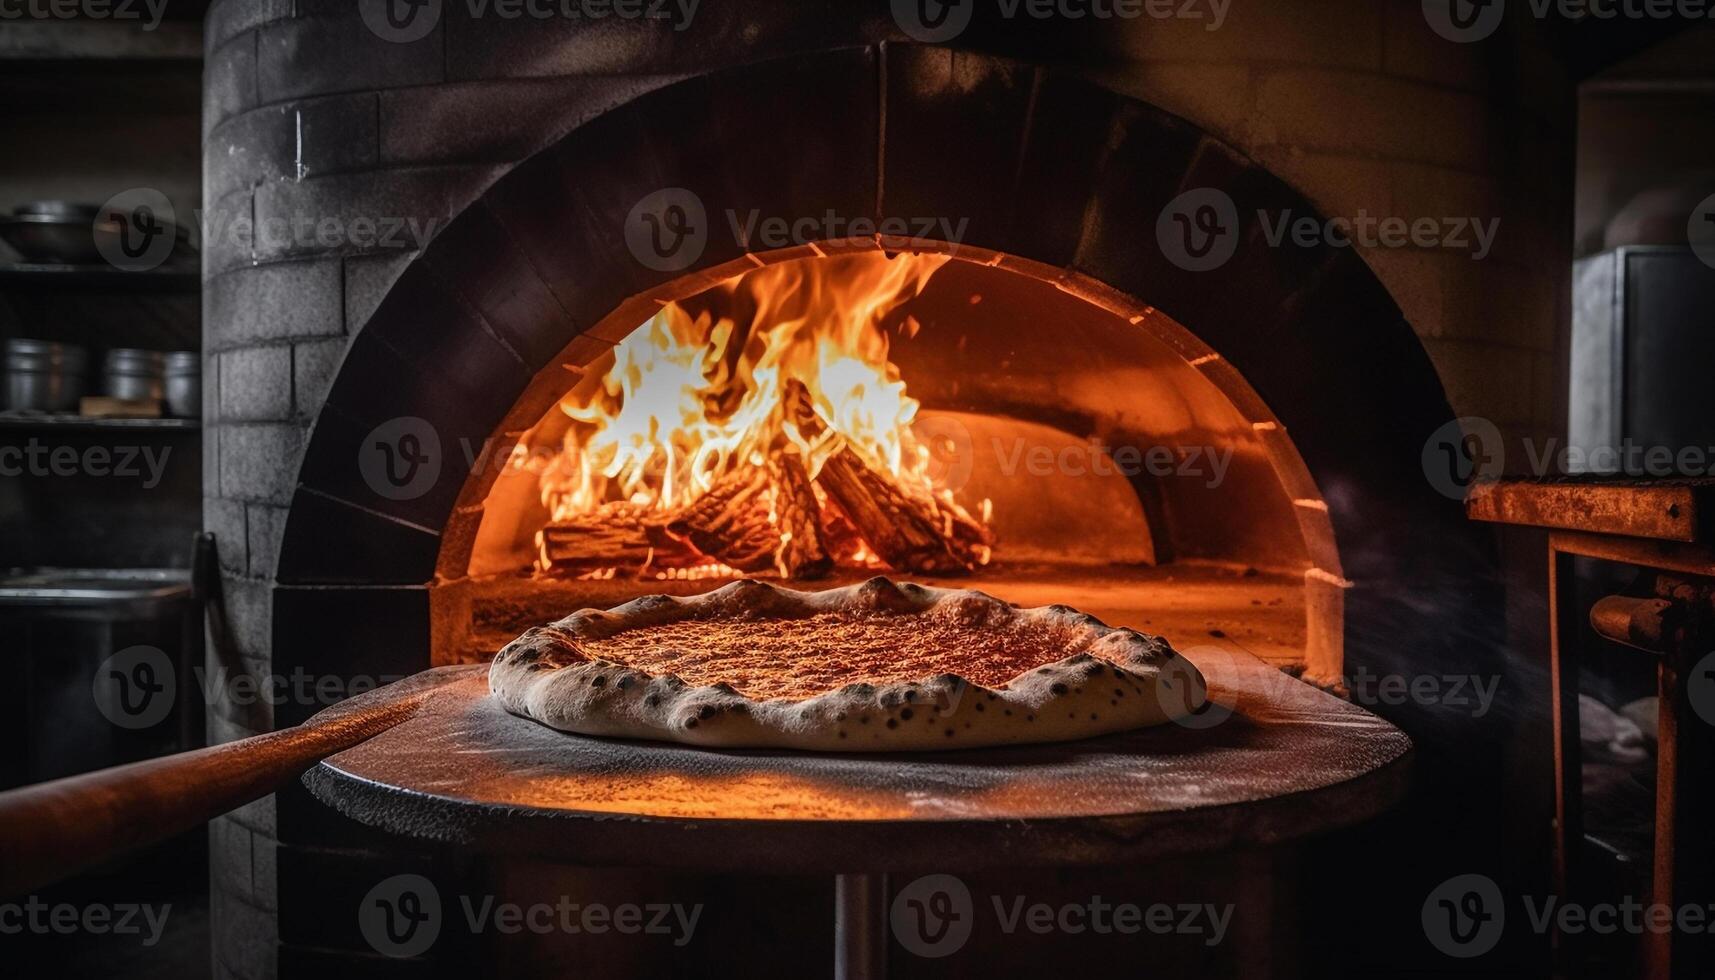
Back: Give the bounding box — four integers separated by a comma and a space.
534, 252, 991, 578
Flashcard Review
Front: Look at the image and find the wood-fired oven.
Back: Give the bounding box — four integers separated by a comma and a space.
182, 2, 1567, 976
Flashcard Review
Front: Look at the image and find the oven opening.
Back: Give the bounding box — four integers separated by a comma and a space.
435, 246, 1346, 685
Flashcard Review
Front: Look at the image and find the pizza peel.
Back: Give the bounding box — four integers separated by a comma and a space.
0, 664, 480, 897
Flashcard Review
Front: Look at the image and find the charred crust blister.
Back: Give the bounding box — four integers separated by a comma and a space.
489, 577, 1208, 752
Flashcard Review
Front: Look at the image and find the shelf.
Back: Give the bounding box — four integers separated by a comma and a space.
0, 21, 201, 63
0, 263, 199, 292
0, 414, 199, 433
0, 567, 193, 609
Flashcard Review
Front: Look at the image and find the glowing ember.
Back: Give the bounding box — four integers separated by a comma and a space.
533, 253, 992, 579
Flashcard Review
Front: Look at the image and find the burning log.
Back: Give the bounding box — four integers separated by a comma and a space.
784, 380, 987, 575
665, 467, 780, 573
536, 462, 840, 580
535, 506, 699, 577
774, 455, 834, 579
662, 459, 835, 579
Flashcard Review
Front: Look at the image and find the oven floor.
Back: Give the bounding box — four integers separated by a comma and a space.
454, 561, 1306, 669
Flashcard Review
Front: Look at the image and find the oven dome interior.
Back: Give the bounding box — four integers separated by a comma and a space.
443, 249, 1341, 683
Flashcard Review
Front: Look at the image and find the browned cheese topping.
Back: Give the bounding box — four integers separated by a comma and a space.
577, 610, 1096, 701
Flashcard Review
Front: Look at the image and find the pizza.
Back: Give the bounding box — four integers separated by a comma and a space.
489, 578, 1208, 752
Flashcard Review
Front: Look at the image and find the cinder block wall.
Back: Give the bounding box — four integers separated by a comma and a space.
200, 1, 1574, 977
1081, 0, 1573, 454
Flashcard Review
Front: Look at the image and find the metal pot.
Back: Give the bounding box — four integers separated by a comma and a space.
0, 202, 191, 266
163, 351, 200, 418
14, 201, 100, 221
3, 339, 87, 413
103, 348, 165, 403
0, 213, 108, 265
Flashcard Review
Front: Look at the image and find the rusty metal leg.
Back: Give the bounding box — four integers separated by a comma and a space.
1652, 639, 1715, 980
835, 873, 887, 980
1548, 546, 1584, 896
1547, 543, 1584, 975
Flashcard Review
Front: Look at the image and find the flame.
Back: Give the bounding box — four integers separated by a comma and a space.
535, 253, 987, 574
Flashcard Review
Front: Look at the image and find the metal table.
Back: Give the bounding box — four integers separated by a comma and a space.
1470, 478, 1715, 980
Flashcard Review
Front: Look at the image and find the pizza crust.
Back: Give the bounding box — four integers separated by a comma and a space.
489, 578, 1208, 752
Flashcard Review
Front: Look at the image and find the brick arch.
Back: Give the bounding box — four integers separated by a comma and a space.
279, 44, 1490, 692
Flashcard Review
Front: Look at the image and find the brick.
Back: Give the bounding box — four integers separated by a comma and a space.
252, 834, 278, 911
207, 260, 345, 349
205, 497, 249, 576
204, 654, 274, 733
670, 0, 877, 68
273, 488, 441, 586
250, 164, 500, 264
1383, 162, 1503, 232
1380, 0, 1494, 92
210, 816, 255, 898
202, 424, 220, 497
256, 12, 443, 104
246, 503, 289, 579
422, 204, 578, 370
1253, 68, 1491, 172
218, 422, 307, 504
1248, 149, 1397, 226
344, 251, 417, 332
202, 185, 257, 276
292, 337, 348, 419
1420, 338, 1536, 425
1439, 261, 1558, 352
204, 104, 295, 205
228, 795, 278, 838
206, 0, 292, 57
1109, 0, 1382, 72
297, 93, 381, 177
203, 30, 259, 137
1531, 350, 1560, 433
1362, 248, 1447, 341
215, 573, 273, 659
203, 345, 221, 429
211, 886, 278, 980
882, 46, 1032, 262
378, 75, 681, 166
444, 8, 677, 81
205, 710, 263, 746
219, 347, 294, 422
1095, 61, 1255, 154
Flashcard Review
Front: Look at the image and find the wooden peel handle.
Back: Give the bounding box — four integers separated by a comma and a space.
0, 665, 477, 897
